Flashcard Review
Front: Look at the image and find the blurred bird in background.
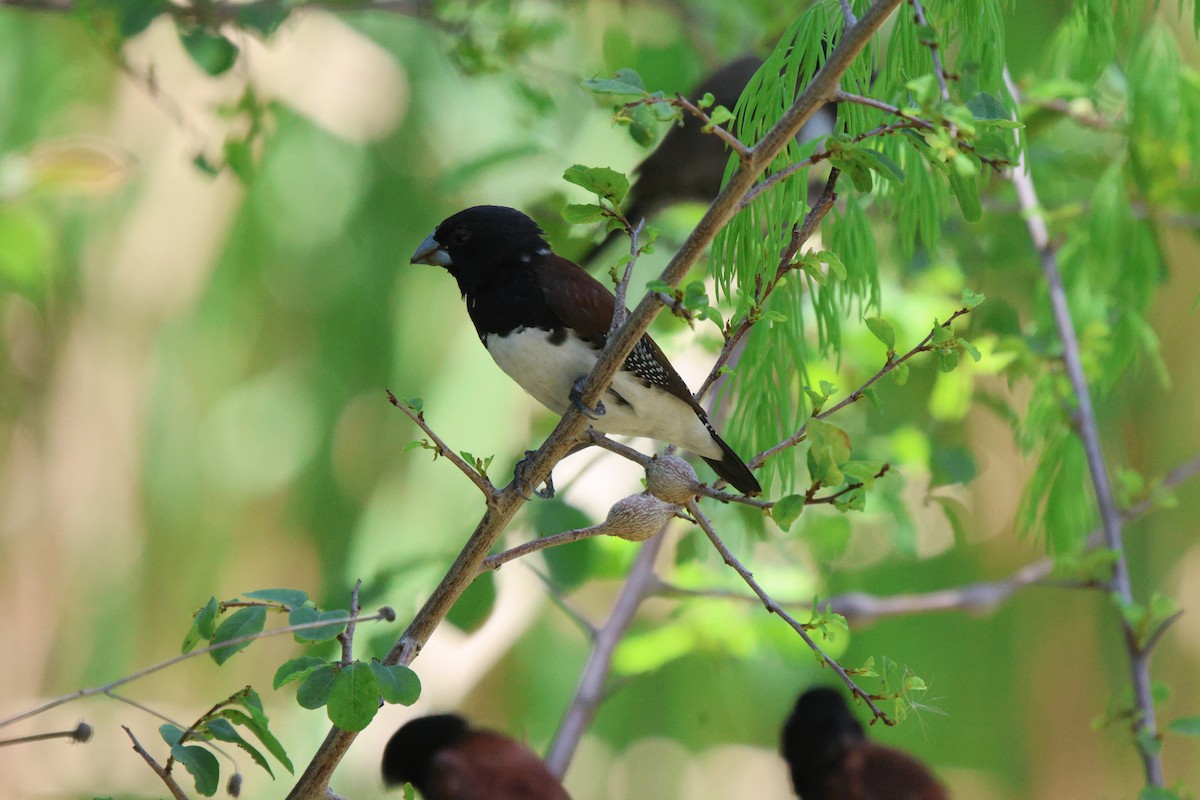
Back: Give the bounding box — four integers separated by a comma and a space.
781, 687, 949, 800
382, 714, 571, 800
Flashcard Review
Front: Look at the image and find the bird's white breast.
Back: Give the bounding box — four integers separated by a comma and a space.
484, 327, 721, 459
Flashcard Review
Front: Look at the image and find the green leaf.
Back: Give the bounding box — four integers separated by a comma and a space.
159, 723, 187, 746
1169, 716, 1200, 737
209, 606, 267, 665
178, 26, 240, 77
947, 167, 981, 222
582, 68, 645, 97
705, 105, 735, 129
864, 317, 895, 350
405, 397, 423, 413
958, 338, 982, 362
863, 385, 881, 410
562, 164, 629, 205
289, 607, 349, 642
628, 102, 658, 147
892, 362, 910, 385
106, 0, 168, 38
1139, 789, 1181, 800
243, 588, 308, 608
931, 323, 955, 345
966, 92, 1010, 121
961, 288, 985, 309
562, 203, 606, 224
273, 655, 329, 689
182, 597, 220, 653
369, 661, 422, 706
446, 571, 496, 632
172, 744, 220, 796
842, 461, 885, 489
235, 0, 288, 37
773, 495, 806, 531
204, 718, 273, 777
937, 349, 961, 372
295, 665, 337, 710
221, 698, 293, 774
327, 662, 380, 731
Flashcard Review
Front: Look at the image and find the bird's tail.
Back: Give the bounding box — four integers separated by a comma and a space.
702, 435, 761, 496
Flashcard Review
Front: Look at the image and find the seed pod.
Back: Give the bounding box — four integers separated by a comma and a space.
645, 454, 699, 504
603, 492, 677, 541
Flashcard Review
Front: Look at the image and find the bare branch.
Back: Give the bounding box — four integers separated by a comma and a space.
123, 726, 189, 800
1004, 66, 1161, 788
909, 0, 950, 102
608, 219, 643, 335
0, 607, 394, 731
0, 722, 92, 748
751, 306, 971, 470
544, 534, 667, 777
685, 500, 890, 724
338, 579, 363, 666
386, 391, 496, 499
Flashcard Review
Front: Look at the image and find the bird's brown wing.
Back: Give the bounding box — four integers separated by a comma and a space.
534, 253, 699, 405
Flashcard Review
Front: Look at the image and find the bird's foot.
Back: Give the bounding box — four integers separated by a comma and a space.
515, 450, 555, 499
570, 378, 606, 420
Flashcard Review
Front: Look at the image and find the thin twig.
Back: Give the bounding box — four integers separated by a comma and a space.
527, 567, 599, 639
609, 219, 643, 335
123, 726, 189, 800
480, 524, 609, 572
909, 0, 951, 102
0, 722, 91, 748
685, 499, 890, 723
107, 691, 238, 768
338, 579, 363, 666
676, 94, 752, 159
1004, 66, 1162, 788
386, 390, 496, 499
544, 533, 668, 777
698, 168, 842, 401
0, 608, 394, 731
751, 307, 971, 469
839, 0, 858, 26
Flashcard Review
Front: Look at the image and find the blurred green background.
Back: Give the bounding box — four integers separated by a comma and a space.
1, 0, 1199, 798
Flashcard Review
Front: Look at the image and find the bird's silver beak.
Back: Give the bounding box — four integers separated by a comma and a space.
410, 231, 452, 267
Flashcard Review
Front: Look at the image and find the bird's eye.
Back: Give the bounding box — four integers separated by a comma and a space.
451, 228, 471, 245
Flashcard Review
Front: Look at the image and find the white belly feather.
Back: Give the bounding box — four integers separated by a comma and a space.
485, 327, 722, 459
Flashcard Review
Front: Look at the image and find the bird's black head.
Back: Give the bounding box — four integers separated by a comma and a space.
382, 713, 471, 790
781, 688, 865, 798
411, 205, 549, 295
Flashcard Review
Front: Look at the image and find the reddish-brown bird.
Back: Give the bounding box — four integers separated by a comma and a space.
382, 714, 571, 800
782, 688, 949, 800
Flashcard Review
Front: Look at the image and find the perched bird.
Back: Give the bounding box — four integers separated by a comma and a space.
410, 204, 761, 495
578, 55, 836, 267
382, 713, 570, 800
781, 688, 949, 800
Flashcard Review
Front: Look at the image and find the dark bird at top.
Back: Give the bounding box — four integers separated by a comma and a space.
382, 713, 570, 800
781, 688, 949, 800
578, 55, 836, 267
410, 204, 760, 496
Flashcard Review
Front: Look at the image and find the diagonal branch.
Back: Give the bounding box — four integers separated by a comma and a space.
543, 533, 668, 777
1004, 66, 1162, 788
685, 499, 889, 723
